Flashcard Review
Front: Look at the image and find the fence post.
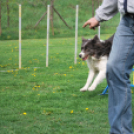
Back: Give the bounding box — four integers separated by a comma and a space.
19, 4, 21, 69
74, 5, 79, 64
46, 5, 50, 67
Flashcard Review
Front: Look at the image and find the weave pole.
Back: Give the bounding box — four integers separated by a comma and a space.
19, 4, 21, 69
98, 25, 100, 39
46, 5, 50, 67
74, 5, 79, 64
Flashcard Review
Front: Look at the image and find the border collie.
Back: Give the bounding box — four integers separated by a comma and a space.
79, 35, 114, 92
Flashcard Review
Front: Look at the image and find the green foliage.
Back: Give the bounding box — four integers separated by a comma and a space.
0, 0, 120, 40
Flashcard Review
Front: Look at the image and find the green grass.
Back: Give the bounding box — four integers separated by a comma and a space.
0, 35, 134, 134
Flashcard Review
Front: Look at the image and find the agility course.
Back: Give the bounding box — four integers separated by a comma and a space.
0, 1, 134, 134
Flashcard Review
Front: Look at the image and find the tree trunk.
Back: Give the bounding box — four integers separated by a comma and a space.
50, 0, 54, 35
99, 0, 102, 5
34, 0, 72, 31
7, 0, 10, 27
34, 11, 47, 28
92, 0, 94, 17
53, 7, 72, 29
0, 0, 2, 36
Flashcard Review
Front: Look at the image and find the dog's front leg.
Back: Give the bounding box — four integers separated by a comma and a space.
88, 70, 106, 91
80, 70, 95, 92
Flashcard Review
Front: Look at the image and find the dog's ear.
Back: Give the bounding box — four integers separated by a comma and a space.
82, 37, 85, 40
93, 35, 100, 41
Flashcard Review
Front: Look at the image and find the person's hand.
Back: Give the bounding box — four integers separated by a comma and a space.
83, 17, 100, 30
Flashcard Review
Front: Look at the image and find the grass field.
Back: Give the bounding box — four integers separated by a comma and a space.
0, 35, 134, 134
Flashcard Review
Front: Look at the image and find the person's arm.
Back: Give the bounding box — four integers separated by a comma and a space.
95, 0, 118, 22
83, 0, 118, 29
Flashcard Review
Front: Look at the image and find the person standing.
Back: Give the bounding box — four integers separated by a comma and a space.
83, 0, 134, 134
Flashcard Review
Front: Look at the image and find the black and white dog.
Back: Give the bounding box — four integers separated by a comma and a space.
79, 35, 114, 92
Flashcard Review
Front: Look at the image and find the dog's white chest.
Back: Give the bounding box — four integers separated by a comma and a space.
87, 56, 108, 72
80, 56, 108, 92
92, 61, 100, 70
89, 60, 100, 71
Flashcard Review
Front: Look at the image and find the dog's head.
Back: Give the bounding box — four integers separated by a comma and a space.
79, 35, 101, 60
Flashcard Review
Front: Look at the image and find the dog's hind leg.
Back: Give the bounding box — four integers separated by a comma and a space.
88, 70, 106, 91
80, 70, 95, 92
